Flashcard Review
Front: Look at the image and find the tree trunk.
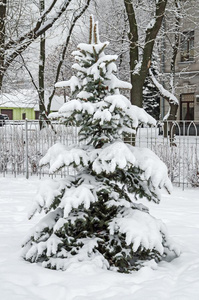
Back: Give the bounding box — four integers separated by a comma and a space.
167, 103, 178, 145
124, 0, 167, 146
0, 0, 6, 91
130, 74, 145, 108
163, 0, 181, 143
170, 0, 181, 95
39, 0, 46, 129
124, 0, 167, 107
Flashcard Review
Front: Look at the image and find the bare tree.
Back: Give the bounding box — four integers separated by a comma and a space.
7, 0, 91, 123
0, 0, 86, 91
38, 0, 46, 123
47, 0, 91, 116
93, 0, 130, 84
124, 0, 168, 108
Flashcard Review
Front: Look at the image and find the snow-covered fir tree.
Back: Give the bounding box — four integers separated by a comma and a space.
143, 59, 160, 120
22, 17, 179, 273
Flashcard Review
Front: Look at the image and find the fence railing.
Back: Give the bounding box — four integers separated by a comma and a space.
136, 121, 199, 188
0, 120, 198, 188
0, 120, 79, 179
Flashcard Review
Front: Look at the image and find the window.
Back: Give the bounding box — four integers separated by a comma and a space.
180, 31, 194, 62
35, 111, 39, 119
180, 93, 194, 120
22, 113, 26, 120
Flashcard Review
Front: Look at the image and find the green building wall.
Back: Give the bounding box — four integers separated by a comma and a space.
0, 107, 36, 120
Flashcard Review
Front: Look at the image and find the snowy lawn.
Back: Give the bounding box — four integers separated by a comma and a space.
0, 176, 199, 300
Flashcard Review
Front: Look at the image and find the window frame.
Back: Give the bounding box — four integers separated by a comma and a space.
180, 30, 194, 62
180, 93, 195, 121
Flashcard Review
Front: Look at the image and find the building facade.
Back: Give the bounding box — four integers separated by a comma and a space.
161, 0, 199, 121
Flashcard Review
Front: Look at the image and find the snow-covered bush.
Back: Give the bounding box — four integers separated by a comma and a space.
187, 147, 199, 187
22, 17, 179, 273
152, 143, 180, 183
153, 142, 199, 187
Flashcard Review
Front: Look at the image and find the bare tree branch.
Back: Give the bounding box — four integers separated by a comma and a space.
1, 0, 73, 88
47, 0, 91, 114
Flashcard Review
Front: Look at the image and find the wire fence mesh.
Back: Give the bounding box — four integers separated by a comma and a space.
0, 120, 199, 188
0, 120, 79, 178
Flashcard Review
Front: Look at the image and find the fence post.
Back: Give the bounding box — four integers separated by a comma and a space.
25, 119, 29, 179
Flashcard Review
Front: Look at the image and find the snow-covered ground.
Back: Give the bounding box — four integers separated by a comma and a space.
0, 176, 199, 300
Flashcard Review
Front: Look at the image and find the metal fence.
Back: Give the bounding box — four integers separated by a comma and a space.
0, 120, 199, 188
0, 120, 79, 179
136, 121, 199, 188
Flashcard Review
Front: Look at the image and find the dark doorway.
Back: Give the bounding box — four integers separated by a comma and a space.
35, 111, 39, 119
1, 109, 13, 120
180, 93, 194, 120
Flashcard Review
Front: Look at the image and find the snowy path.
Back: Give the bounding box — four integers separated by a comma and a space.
0, 177, 199, 300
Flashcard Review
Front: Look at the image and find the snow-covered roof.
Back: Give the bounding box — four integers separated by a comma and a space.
0, 90, 65, 111
0, 90, 37, 109
45, 96, 67, 112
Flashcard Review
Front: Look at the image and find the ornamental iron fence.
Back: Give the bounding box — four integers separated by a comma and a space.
0, 120, 198, 188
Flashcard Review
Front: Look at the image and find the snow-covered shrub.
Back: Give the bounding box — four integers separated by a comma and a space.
0, 126, 25, 173
22, 17, 179, 273
152, 143, 180, 183
153, 143, 199, 187
188, 170, 199, 187
0, 148, 9, 172
187, 147, 199, 187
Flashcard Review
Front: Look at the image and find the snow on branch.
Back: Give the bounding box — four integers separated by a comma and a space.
128, 145, 173, 193
108, 74, 132, 90
55, 76, 81, 93
104, 95, 156, 127
109, 209, 167, 254
60, 184, 97, 217
28, 179, 69, 219
128, 104, 156, 127
77, 42, 109, 54
92, 142, 136, 174
149, 69, 179, 105
39, 143, 89, 173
